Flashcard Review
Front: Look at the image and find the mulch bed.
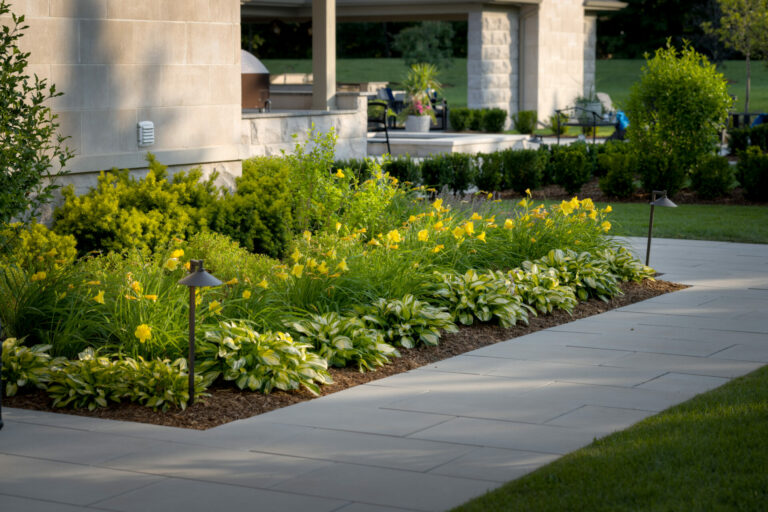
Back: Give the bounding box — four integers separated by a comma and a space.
5, 279, 686, 430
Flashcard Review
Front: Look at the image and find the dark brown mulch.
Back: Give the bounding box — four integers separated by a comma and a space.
505, 177, 765, 206
5, 279, 686, 430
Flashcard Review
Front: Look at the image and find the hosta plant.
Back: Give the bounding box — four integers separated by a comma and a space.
509, 264, 578, 314
430, 270, 531, 327
594, 246, 655, 283
1, 338, 61, 396
532, 249, 622, 302
361, 294, 457, 349
290, 312, 399, 371
203, 321, 332, 395
121, 356, 209, 411
46, 348, 125, 410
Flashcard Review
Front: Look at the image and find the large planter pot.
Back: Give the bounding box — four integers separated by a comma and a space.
405, 115, 431, 133
577, 101, 603, 123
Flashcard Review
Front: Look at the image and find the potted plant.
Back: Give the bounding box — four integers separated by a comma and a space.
574, 89, 603, 124
399, 63, 441, 132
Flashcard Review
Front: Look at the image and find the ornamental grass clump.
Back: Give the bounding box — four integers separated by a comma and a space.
290, 312, 399, 371
430, 269, 531, 327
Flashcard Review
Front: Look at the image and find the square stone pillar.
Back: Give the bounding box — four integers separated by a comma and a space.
312, 0, 336, 110
584, 15, 597, 97
467, 8, 518, 129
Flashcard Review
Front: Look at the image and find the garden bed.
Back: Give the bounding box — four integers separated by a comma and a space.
5, 278, 685, 430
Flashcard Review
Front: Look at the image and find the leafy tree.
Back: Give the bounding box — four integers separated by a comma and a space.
0, 0, 72, 230
626, 42, 732, 195
702, 0, 768, 114
392, 22, 454, 69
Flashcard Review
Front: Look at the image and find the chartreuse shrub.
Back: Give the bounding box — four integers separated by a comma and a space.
290, 313, 399, 371
430, 269, 531, 327
361, 295, 457, 349
737, 146, 768, 201
202, 320, 331, 395
626, 42, 731, 195
691, 155, 734, 199
54, 154, 218, 254
209, 156, 293, 258
0, 222, 77, 273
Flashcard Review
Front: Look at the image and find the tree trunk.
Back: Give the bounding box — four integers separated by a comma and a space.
745, 50, 751, 116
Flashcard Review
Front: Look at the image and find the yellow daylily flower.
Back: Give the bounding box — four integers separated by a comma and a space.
124, 294, 137, 301
30, 271, 47, 282
164, 258, 179, 271
93, 290, 105, 304
334, 169, 345, 178
143, 294, 158, 301
335, 222, 342, 233
463, 221, 474, 236
85, 280, 101, 286
530, 237, 537, 243
134, 324, 151, 343
291, 264, 304, 278
487, 192, 493, 200
408, 215, 417, 223
432, 198, 443, 211
477, 231, 487, 242
470, 212, 483, 221
306, 258, 318, 270
242, 290, 252, 299
417, 229, 429, 242
257, 279, 269, 289
209, 300, 223, 315
504, 219, 515, 230
291, 247, 302, 263
317, 261, 329, 274
588, 209, 597, 220
170, 249, 184, 259
605, 205, 613, 213
602, 221, 612, 232
336, 258, 349, 272
303, 230, 312, 242
386, 229, 402, 244
367, 239, 381, 247
433, 221, 444, 231
432, 244, 445, 253
131, 281, 143, 294
184, 261, 191, 271
226, 277, 239, 285
276, 272, 289, 280
452, 226, 465, 239
525, 188, 531, 196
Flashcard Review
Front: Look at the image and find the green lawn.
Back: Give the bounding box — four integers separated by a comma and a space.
453, 364, 768, 511
263, 58, 768, 113
525, 200, 768, 245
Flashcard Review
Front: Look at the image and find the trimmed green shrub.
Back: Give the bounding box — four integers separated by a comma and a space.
551, 143, 591, 194
481, 108, 508, 133
54, 154, 218, 254
691, 154, 734, 199
729, 124, 768, 154
503, 149, 546, 193
469, 109, 483, 131
209, 157, 293, 258
635, 150, 686, 197
449, 107, 471, 131
594, 141, 631, 177
383, 155, 422, 184
626, 42, 731, 182
737, 146, 768, 201
599, 152, 636, 198
548, 112, 568, 136
475, 152, 504, 192
420, 153, 475, 194
512, 110, 538, 135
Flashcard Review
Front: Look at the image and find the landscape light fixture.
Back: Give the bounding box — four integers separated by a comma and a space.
646, 190, 677, 266
178, 259, 222, 407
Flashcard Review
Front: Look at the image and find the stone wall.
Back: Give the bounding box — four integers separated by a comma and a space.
3, 0, 243, 190
467, 8, 518, 129
583, 15, 597, 98
241, 93, 367, 161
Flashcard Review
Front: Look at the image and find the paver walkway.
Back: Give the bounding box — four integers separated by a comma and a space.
2, 237, 767, 512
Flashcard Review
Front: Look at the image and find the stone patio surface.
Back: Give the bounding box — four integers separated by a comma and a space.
2, 237, 767, 511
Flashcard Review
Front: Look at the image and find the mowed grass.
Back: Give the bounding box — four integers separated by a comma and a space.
524, 200, 768, 244
453, 364, 768, 511
263, 58, 768, 113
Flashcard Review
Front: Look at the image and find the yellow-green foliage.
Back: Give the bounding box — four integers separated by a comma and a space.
0, 223, 77, 272
53, 154, 219, 254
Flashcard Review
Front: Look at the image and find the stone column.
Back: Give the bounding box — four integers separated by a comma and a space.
584, 15, 597, 97
467, 8, 518, 128
312, 0, 336, 110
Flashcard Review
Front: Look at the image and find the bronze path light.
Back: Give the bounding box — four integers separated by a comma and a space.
646, 190, 677, 266
178, 259, 222, 408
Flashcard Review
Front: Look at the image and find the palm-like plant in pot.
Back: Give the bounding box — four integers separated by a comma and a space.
400, 63, 442, 131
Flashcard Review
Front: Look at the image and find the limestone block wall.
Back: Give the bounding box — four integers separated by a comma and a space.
467, 8, 518, 129
2, 0, 243, 192
583, 15, 597, 98
241, 93, 367, 161
534, 0, 586, 117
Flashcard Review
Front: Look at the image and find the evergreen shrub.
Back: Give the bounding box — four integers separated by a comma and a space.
481, 108, 508, 133
691, 154, 734, 199
737, 146, 768, 201
449, 108, 471, 131
512, 110, 538, 134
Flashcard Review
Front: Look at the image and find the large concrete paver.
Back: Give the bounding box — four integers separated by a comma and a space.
1, 238, 767, 512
